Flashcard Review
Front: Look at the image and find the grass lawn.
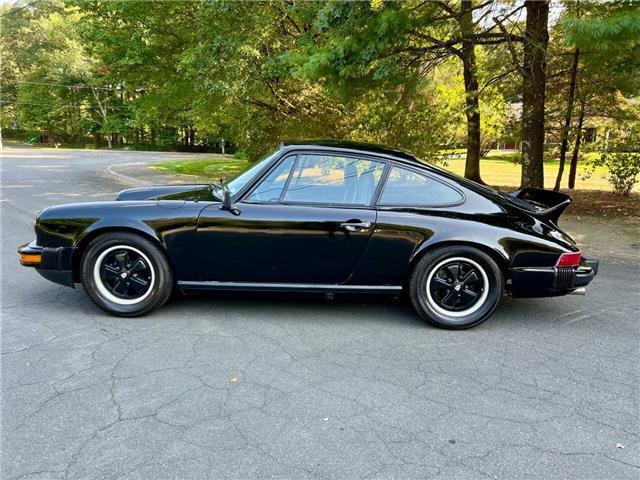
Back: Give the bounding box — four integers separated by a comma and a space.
441, 151, 621, 191
149, 156, 251, 180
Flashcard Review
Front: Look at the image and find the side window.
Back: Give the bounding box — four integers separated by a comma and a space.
245, 156, 296, 202
379, 166, 463, 206
283, 154, 385, 206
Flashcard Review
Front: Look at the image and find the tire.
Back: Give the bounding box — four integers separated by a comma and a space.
80, 232, 173, 317
408, 245, 503, 329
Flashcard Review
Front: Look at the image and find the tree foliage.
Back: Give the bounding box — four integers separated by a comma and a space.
547, 0, 640, 189
0, 0, 638, 190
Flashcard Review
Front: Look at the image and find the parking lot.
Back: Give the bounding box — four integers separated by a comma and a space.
2, 146, 638, 479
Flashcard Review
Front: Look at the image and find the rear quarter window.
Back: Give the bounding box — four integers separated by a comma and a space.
378, 166, 463, 206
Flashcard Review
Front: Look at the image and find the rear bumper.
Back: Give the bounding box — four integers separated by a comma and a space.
574, 257, 598, 287
18, 241, 76, 288
510, 256, 599, 298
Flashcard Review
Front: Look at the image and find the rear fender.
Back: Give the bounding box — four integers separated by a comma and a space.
409, 239, 510, 275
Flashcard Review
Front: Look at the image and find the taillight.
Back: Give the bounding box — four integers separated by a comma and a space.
556, 252, 581, 267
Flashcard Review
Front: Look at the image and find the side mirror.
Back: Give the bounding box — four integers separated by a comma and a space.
220, 185, 240, 215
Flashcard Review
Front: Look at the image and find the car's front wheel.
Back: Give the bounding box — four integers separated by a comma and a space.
409, 245, 503, 329
80, 232, 173, 316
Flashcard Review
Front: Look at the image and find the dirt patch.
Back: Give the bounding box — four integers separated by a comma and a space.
563, 189, 640, 221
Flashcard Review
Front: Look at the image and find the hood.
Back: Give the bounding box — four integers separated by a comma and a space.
115, 184, 217, 202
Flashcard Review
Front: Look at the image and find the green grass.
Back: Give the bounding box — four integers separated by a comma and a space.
440, 151, 620, 191
150, 156, 251, 180
150, 150, 630, 192
437, 148, 467, 156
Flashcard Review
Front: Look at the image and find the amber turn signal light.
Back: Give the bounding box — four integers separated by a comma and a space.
20, 253, 41, 265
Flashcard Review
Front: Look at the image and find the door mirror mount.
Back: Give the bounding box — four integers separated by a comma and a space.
220, 185, 240, 215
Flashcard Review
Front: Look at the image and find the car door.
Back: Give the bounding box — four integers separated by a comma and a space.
196, 152, 386, 284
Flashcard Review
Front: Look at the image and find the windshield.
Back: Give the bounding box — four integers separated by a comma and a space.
225, 149, 279, 195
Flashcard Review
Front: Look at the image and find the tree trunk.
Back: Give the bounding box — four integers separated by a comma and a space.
91, 87, 111, 149
459, 0, 483, 183
521, 0, 549, 189
567, 100, 585, 189
554, 48, 580, 191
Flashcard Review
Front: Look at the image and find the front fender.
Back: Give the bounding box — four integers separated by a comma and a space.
78, 214, 163, 248
35, 200, 207, 281
37, 201, 167, 248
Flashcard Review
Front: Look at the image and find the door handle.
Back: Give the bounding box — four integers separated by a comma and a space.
340, 221, 371, 232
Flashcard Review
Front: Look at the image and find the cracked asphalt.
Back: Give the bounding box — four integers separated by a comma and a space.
1, 145, 639, 479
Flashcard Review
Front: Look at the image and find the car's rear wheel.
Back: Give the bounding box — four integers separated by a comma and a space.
81, 232, 173, 317
409, 245, 503, 329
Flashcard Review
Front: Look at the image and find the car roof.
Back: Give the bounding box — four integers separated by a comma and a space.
280, 139, 419, 163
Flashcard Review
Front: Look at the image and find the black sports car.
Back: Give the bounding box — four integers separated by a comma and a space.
19, 140, 598, 329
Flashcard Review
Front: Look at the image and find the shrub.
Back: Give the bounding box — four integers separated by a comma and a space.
598, 151, 640, 195
507, 152, 523, 165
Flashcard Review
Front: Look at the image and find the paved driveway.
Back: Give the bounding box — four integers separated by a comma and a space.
1, 146, 639, 479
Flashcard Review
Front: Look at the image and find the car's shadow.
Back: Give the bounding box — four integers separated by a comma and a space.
163, 290, 577, 330
21, 280, 592, 331
169, 290, 425, 329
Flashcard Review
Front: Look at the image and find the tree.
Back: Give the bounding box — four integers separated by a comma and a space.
77, 0, 202, 148
0, 1, 128, 147
520, 0, 549, 188
560, 0, 640, 189
553, 46, 579, 191
457, 0, 482, 181
4, 0, 637, 181
288, 1, 522, 178
567, 97, 585, 189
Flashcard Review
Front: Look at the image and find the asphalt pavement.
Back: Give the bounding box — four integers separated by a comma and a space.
1, 145, 639, 479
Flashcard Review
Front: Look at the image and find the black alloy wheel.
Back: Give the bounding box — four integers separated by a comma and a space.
99, 248, 153, 301
429, 259, 485, 313
81, 232, 173, 317
409, 245, 503, 329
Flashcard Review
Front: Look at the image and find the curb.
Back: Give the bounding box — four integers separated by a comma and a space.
105, 162, 152, 187
106, 161, 214, 187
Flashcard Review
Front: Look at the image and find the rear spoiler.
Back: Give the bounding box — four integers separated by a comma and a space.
509, 188, 572, 223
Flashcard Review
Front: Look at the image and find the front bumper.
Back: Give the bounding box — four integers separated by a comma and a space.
18, 241, 76, 288
510, 256, 599, 298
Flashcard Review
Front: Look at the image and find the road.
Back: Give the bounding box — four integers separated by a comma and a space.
2, 145, 639, 479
